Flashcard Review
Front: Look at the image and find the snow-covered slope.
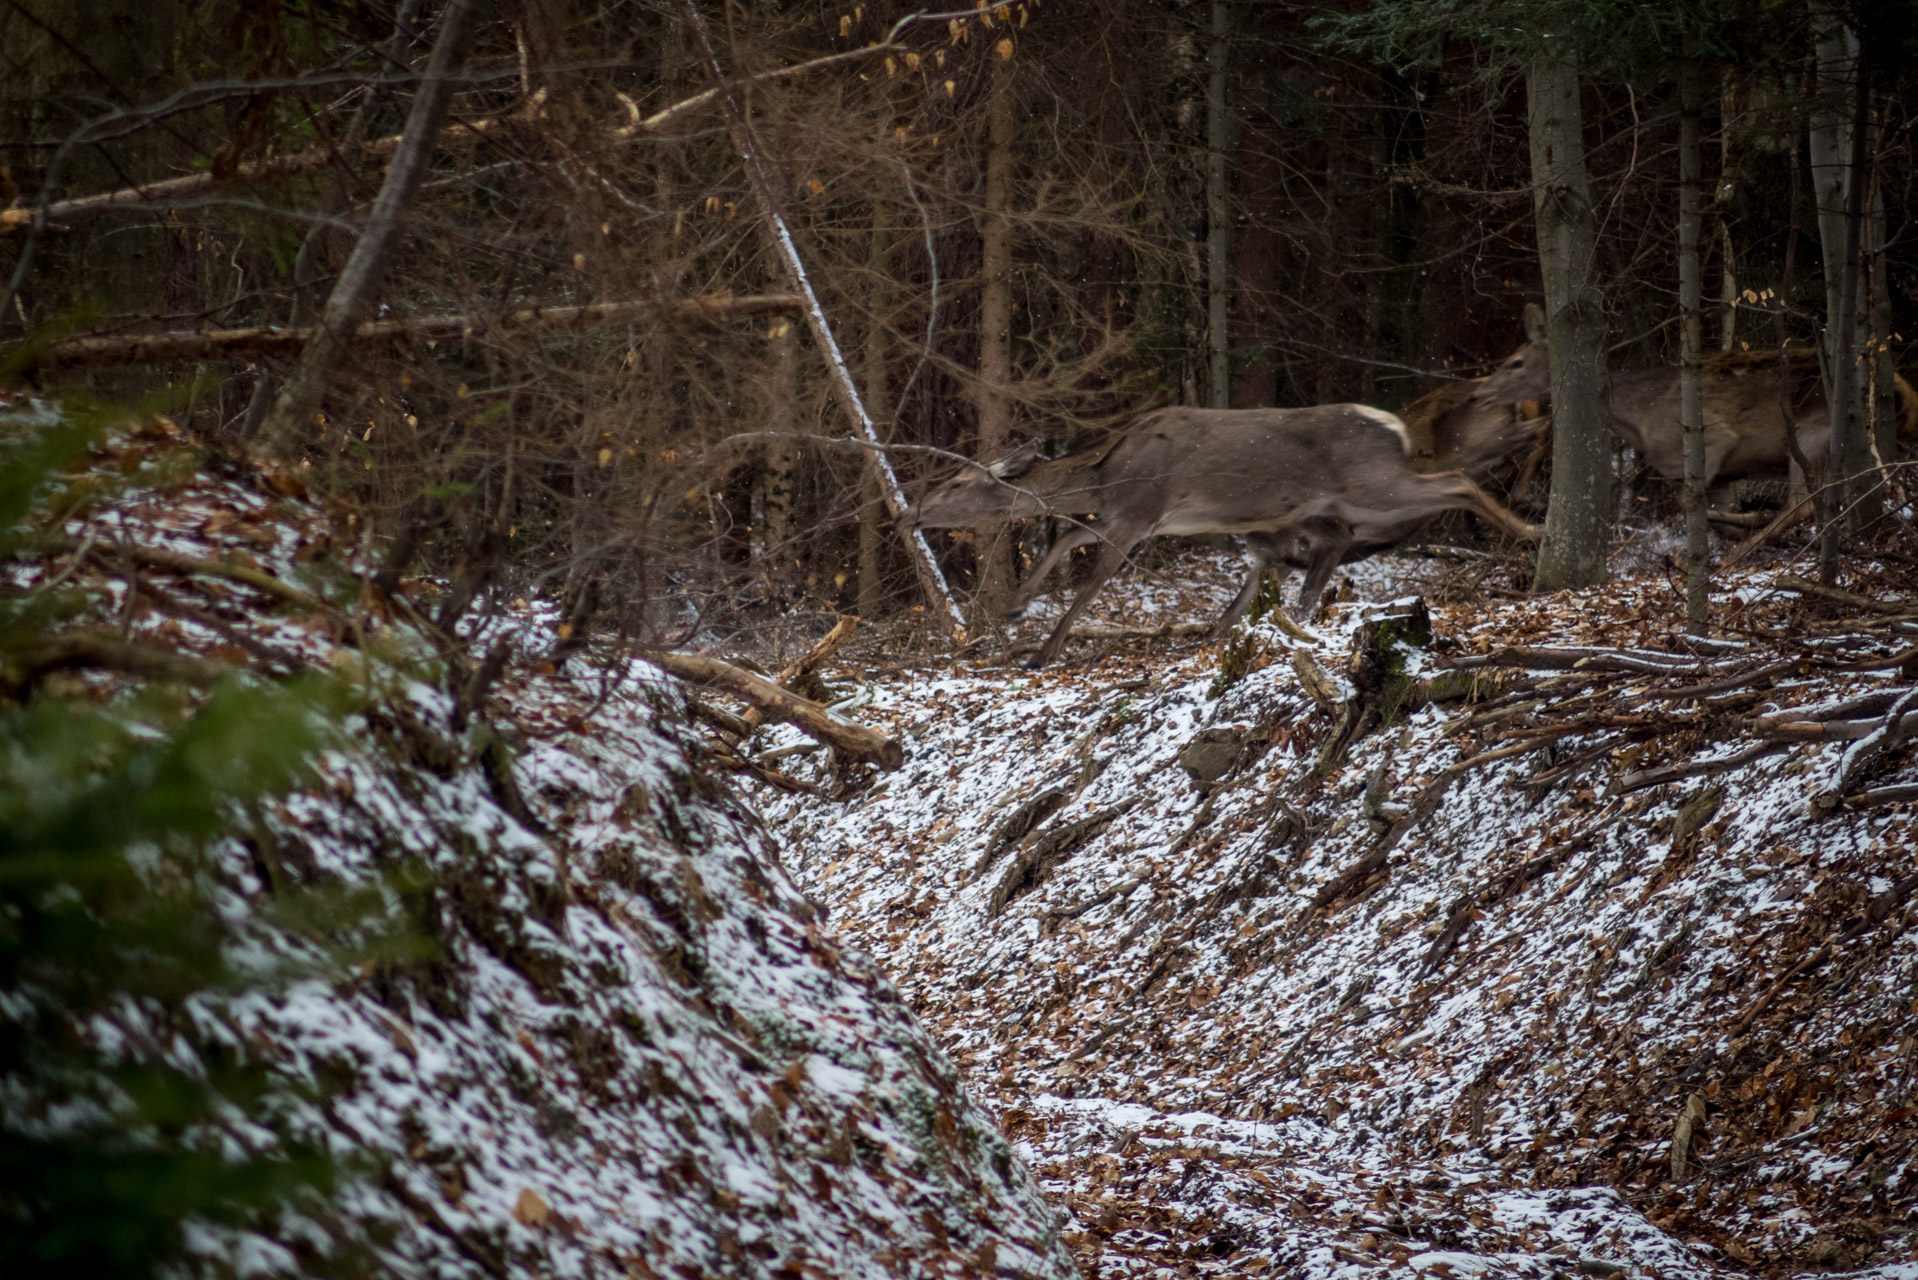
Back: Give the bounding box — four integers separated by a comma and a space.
755, 549, 1918, 1279
6, 416, 1076, 1280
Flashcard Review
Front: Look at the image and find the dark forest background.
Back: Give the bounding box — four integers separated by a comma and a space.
4, 0, 1917, 648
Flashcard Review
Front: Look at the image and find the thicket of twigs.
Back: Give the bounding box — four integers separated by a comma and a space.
3, 1, 1916, 665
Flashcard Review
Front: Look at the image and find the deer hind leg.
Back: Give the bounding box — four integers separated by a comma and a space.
1427, 473, 1542, 541
1700, 426, 1741, 496
1292, 518, 1353, 618
1029, 537, 1133, 669
1006, 523, 1099, 621
1214, 534, 1281, 637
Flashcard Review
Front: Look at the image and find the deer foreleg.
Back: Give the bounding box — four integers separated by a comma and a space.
1029, 539, 1132, 669
1006, 524, 1099, 621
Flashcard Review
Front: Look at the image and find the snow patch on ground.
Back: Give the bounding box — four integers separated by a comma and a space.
754, 543, 1918, 1278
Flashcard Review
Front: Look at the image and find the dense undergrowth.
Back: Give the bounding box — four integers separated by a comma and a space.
750, 542, 1918, 1279
0, 407, 1073, 1279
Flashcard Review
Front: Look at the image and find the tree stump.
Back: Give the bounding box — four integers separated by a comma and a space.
1313, 598, 1433, 775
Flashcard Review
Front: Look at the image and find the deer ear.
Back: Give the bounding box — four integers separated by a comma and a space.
1523, 302, 1547, 345
987, 439, 1043, 479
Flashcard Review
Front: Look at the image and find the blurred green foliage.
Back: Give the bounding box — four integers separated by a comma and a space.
0, 403, 407, 1277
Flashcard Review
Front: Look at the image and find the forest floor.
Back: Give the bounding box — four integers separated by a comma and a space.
746, 535, 1918, 1280
25, 406, 1918, 1278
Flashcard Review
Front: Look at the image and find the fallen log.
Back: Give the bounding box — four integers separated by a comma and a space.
49, 536, 325, 610
0, 97, 555, 239
135, 576, 314, 674
122, 544, 322, 610
1775, 573, 1910, 615
986, 799, 1138, 918
1046, 875, 1148, 923
1753, 688, 1911, 728
690, 698, 754, 738
739, 615, 857, 733
1718, 495, 1815, 573
25, 294, 803, 368
1306, 729, 1574, 920
1446, 645, 1721, 677
1810, 686, 1918, 812
1758, 711, 1918, 742
1644, 658, 1797, 701
1004, 621, 1212, 656
1613, 740, 1790, 792
1845, 782, 1918, 809
5, 633, 233, 688
706, 748, 823, 796
640, 649, 902, 771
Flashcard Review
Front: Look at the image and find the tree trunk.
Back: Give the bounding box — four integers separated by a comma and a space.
1369, 70, 1428, 412
858, 468, 884, 624
1527, 55, 1612, 590
1718, 73, 1739, 353
757, 315, 799, 560
859, 219, 890, 624
1680, 47, 1709, 634
1205, 0, 1232, 409
1816, 37, 1871, 583
1808, 3, 1874, 540
256, 0, 475, 458
1868, 165, 1898, 482
1780, 137, 1816, 520
976, 45, 1017, 622
638, 650, 902, 772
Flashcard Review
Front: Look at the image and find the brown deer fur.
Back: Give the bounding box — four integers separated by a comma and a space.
905, 404, 1538, 668
1404, 303, 1917, 495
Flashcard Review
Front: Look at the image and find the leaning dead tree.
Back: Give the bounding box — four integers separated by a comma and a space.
21, 295, 802, 369
675, 0, 967, 641
257, 0, 476, 458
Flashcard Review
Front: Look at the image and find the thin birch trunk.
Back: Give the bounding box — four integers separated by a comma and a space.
1680, 47, 1710, 633
1527, 55, 1613, 590
976, 46, 1016, 622
256, 0, 475, 458
1205, 0, 1231, 409
674, 0, 965, 640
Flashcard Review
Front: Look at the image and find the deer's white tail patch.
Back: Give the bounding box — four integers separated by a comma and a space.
1353, 404, 1412, 455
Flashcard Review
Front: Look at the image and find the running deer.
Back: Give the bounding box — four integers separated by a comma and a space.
1404, 303, 1917, 494
904, 404, 1540, 668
